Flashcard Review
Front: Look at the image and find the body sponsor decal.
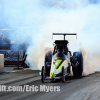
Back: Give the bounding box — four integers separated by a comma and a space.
50, 59, 66, 79
0, 49, 24, 65
56, 60, 66, 69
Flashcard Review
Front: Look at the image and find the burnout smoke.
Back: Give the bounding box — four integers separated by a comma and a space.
0, 0, 100, 75
27, 0, 100, 76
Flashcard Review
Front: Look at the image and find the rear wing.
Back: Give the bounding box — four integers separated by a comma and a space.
52, 33, 77, 40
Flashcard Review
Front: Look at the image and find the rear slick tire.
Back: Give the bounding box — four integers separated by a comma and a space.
72, 52, 83, 78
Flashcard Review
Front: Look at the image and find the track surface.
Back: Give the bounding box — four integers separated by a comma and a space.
0, 69, 100, 100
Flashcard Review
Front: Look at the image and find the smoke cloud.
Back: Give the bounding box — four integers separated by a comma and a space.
0, 0, 100, 75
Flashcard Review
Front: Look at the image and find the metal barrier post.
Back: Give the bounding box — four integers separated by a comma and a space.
18, 49, 19, 69
14, 49, 23, 70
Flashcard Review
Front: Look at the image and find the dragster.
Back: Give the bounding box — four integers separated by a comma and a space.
41, 33, 83, 82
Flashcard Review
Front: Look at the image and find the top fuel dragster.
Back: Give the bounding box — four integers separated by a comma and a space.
41, 33, 83, 82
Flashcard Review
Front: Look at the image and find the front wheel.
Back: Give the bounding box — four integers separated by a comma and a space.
41, 66, 45, 82
62, 66, 65, 82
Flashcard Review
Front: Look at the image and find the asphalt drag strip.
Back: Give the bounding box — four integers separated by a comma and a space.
0, 69, 100, 100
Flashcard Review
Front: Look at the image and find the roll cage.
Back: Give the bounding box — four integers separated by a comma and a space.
52, 33, 77, 55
